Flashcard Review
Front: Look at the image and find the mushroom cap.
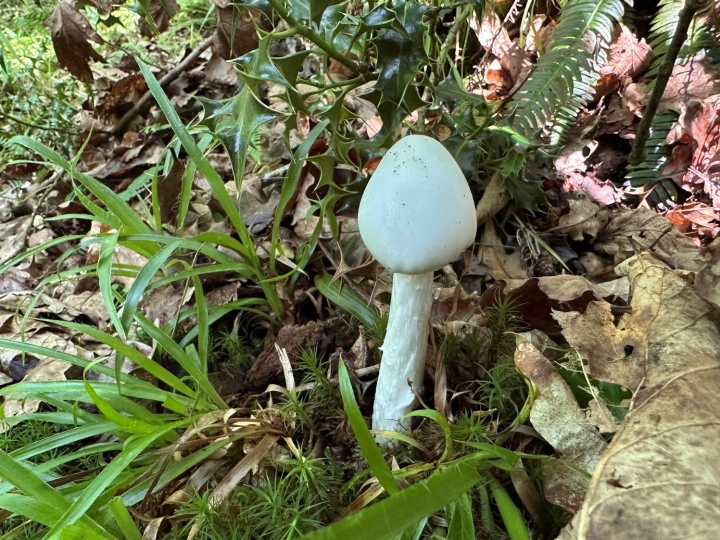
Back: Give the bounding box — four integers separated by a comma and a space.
358, 135, 477, 274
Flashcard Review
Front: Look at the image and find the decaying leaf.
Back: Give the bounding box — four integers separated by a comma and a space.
557, 254, 720, 540
664, 97, 720, 209
44, 0, 104, 83
594, 24, 652, 99
245, 322, 322, 389
479, 222, 526, 280
514, 332, 607, 473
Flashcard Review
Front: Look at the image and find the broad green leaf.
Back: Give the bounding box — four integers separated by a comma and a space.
445, 492, 475, 540
338, 360, 398, 495
303, 458, 481, 540
370, 0, 428, 105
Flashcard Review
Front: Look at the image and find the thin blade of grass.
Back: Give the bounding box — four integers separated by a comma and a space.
9, 136, 150, 236
0, 450, 108, 536
44, 421, 189, 540
338, 360, 398, 495
109, 497, 143, 540
489, 478, 530, 540
98, 231, 126, 344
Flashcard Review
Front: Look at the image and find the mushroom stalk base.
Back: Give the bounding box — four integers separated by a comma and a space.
372, 271, 433, 437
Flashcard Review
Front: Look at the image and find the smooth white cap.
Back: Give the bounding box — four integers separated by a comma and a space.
358, 135, 477, 274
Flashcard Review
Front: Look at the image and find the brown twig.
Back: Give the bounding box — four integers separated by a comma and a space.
628, 0, 707, 165
111, 36, 213, 136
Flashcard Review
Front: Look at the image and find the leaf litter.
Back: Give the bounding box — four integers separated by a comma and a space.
2, 1, 720, 539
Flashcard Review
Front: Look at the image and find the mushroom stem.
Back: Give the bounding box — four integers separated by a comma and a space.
372, 271, 434, 435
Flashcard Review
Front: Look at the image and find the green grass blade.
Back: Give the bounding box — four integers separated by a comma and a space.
120, 239, 183, 332
315, 273, 380, 328
338, 360, 398, 495
44, 422, 188, 539
0, 450, 109, 537
404, 409, 453, 462
44, 320, 197, 398
136, 60, 252, 255
445, 492, 475, 540
98, 231, 126, 340
9, 136, 150, 236
9, 421, 117, 461
489, 478, 530, 540
109, 497, 143, 540
190, 274, 209, 375
302, 459, 481, 540
133, 312, 226, 408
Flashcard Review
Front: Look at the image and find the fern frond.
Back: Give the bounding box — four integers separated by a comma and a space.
505, 0, 626, 144
646, 0, 715, 81
625, 110, 678, 189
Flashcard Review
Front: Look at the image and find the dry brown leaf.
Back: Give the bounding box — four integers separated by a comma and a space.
44, 0, 104, 84
470, 12, 525, 88
479, 222, 526, 280
78, 0, 112, 15
554, 191, 610, 242
557, 253, 720, 540
664, 201, 720, 242
695, 241, 720, 308
514, 333, 607, 473
624, 53, 720, 115
542, 460, 590, 515
664, 97, 720, 209
245, 322, 322, 389
595, 24, 652, 99
594, 206, 709, 272
0, 333, 76, 420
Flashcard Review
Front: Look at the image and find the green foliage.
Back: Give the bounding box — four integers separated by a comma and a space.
176, 452, 342, 539
624, 110, 679, 201
507, 0, 626, 144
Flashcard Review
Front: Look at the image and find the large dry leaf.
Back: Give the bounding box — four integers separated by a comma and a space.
515, 332, 607, 473
44, 0, 104, 83
666, 97, 720, 209
594, 206, 709, 273
556, 254, 720, 540
479, 222, 526, 280
595, 24, 652, 99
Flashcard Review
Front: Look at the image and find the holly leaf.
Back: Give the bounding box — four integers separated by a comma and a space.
235, 34, 292, 87
310, 0, 344, 27
435, 72, 485, 108
505, 177, 545, 212
370, 0, 428, 105
44, 0, 104, 84
197, 85, 284, 181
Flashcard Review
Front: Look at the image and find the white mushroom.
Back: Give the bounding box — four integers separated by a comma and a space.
358, 135, 476, 435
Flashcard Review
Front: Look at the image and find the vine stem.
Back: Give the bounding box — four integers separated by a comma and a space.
628, 0, 707, 166
266, 0, 366, 75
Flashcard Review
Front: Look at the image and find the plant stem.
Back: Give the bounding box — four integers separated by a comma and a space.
266, 0, 366, 74
372, 271, 434, 436
628, 0, 707, 165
